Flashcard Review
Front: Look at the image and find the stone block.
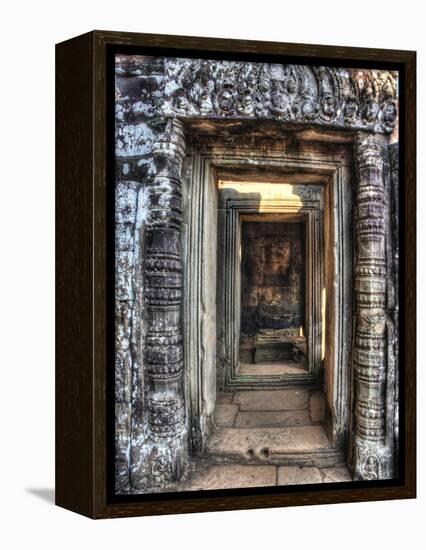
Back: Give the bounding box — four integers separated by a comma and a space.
322, 467, 352, 483
216, 392, 235, 404
309, 391, 326, 423
115, 122, 156, 157
254, 344, 294, 363
235, 410, 311, 428
288, 426, 331, 451
115, 181, 139, 223
239, 362, 307, 376
208, 426, 330, 460
278, 466, 323, 485
234, 389, 309, 411
116, 223, 135, 251
186, 465, 277, 490
116, 250, 135, 300
214, 404, 239, 427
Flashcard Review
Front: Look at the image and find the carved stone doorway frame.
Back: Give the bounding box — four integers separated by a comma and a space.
182, 128, 354, 456
217, 188, 324, 387
114, 57, 399, 490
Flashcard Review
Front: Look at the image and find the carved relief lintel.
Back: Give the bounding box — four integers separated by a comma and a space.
160, 60, 398, 134
129, 119, 187, 490
352, 132, 393, 480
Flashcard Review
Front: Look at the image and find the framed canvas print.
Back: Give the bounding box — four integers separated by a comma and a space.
55, 30, 416, 519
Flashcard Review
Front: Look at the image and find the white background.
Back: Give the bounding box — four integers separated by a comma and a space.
0, 1, 424, 548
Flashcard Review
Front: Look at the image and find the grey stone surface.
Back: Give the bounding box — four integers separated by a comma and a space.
208, 426, 331, 458
216, 392, 235, 404
309, 391, 326, 423
235, 410, 311, 428
114, 51, 399, 490
278, 466, 323, 485
161, 59, 398, 134
153, 461, 353, 492
234, 389, 309, 411
214, 404, 239, 427
351, 133, 396, 480
322, 467, 352, 483
185, 465, 277, 490
239, 362, 307, 376
287, 426, 331, 450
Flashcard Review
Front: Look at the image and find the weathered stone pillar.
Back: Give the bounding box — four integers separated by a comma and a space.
352, 132, 393, 480
130, 118, 187, 489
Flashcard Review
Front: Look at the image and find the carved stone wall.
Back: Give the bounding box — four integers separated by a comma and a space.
131, 119, 187, 490
216, 179, 327, 388
115, 54, 399, 491
352, 133, 394, 479
161, 60, 397, 134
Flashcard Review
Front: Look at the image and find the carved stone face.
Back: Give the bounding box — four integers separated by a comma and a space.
197, 89, 213, 114
285, 77, 296, 94
259, 79, 270, 94
382, 101, 397, 128
301, 98, 319, 120
263, 241, 292, 272
344, 98, 358, 121
270, 81, 289, 114
363, 455, 379, 479
174, 90, 188, 111
218, 85, 235, 113
237, 89, 254, 115
271, 91, 288, 113
198, 61, 212, 87
322, 95, 337, 118
363, 100, 380, 122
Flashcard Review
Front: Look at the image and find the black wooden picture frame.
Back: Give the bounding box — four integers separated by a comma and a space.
56, 30, 416, 519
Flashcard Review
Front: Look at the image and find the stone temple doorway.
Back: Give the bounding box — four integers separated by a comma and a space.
182, 124, 353, 485
206, 188, 342, 484
176, 123, 360, 492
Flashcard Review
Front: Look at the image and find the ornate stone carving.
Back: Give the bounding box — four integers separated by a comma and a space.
115, 180, 143, 493
114, 54, 398, 490
352, 132, 393, 479
129, 118, 188, 490
162, 60, 397, 133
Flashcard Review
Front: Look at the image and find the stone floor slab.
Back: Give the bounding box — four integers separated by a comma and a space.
208, 426, 330, 459
322, 467, 352, 482
214, 404, 239, 427
239, 362, 307, 376
309, 391, 326, 423
184, 464, 277, 490
235, 409, 311, 428
278, 466, 323, 485
288, 426, 331, 451
234, 389, 309, 411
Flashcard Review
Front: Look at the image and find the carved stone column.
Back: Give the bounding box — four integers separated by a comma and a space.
130, 118, 187, 489
352, 132, 393, 480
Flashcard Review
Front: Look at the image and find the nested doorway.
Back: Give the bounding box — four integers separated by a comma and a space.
239, 219, 307, 372
216, 180, 324, 390
182, 124, 353, 460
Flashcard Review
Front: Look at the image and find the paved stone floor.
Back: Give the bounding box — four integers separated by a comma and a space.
176, 389, 352, 492
214, 388, 324, 428
238, 361, 307, 376
181, 463, 351, 491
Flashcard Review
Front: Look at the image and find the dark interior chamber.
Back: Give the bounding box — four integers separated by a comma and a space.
239, 220, 306, 365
